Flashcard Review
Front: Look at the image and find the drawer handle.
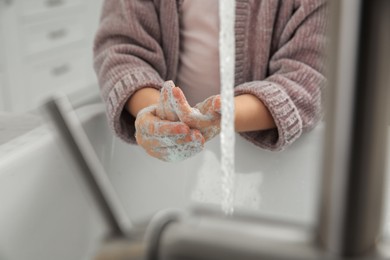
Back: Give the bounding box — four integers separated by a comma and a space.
51, 64, 70, 76
45, 0, 65, 8
47, 28, 67, 40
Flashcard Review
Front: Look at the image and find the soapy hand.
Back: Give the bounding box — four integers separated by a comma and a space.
156, 81, 180, 122
135, 105, 205, 162
193, 94, 222, 141
159, 82, 221, 141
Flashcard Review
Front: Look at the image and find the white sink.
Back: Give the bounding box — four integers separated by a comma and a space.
2, 103, 388, 260
0, 107, 105, 260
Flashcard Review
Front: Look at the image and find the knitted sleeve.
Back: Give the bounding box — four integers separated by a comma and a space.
93, 0, 166, 143
234, 1, 327, 151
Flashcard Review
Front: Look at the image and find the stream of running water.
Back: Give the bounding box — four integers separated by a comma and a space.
219, 0, 236, 215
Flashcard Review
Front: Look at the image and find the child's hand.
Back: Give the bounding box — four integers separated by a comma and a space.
188, 94, 222, 141
192, 95, 221, 141
163, 84, 221, 141
156, 81, 180, 122
135, 105, 205, 162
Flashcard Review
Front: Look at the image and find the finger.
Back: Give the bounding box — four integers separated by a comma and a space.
136, 107, 190, 136
163, 80, 179, 121
139, 130, 205, 162
138, 115, 191, 136
157, 81, 179, 121
153, 131, 204, 153
170, 87, 212, 129
164, 130, 204, 162
170, 86, 194, 118
195, 95, 221, 114
213, 95, 221, 114
202, 124, 221, 141
156, 86, 168, 119
177, 128, 205, 146
164, 80, 176, 89
153, 120, 191, 136
139, 130, 203, 150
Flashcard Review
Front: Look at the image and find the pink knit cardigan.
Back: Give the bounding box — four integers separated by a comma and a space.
93, 0, 327, 151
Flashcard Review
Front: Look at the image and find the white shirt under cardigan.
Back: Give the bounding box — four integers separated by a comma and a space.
176, 0, 220, 107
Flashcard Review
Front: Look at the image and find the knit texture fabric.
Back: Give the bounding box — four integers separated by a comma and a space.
93, 0, 327, 151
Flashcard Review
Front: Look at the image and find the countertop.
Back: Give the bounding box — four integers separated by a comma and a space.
0, 112, 42, 146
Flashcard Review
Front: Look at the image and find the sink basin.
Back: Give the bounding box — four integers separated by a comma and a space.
3, 103, 388, 260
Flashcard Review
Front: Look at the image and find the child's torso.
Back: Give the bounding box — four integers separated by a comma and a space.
176, 0, 220, 106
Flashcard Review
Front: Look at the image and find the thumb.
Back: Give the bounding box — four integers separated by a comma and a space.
169, 86, 195, 120
156, 81, 179, 121
211, 95, 222, 114
195, 95, 222, 115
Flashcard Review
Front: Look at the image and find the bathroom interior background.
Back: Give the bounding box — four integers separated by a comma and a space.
0, 0, 103, 113
1, 0, 390, 241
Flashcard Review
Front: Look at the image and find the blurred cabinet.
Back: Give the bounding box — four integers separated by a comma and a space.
0, 0, 103, 112
0, 72, 4, 111
0, 13, 4, 111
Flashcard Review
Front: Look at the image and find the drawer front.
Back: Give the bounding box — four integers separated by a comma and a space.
22, 15, 86, 56
0, 26, 4, 71
20, 0, 83, 17
0, 73, 4, 111
27, 51, 88, 106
